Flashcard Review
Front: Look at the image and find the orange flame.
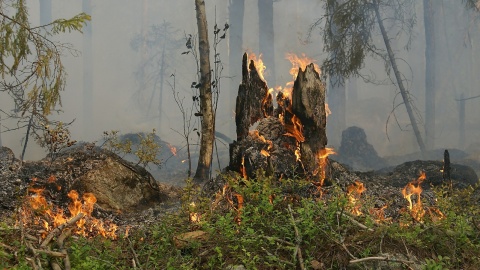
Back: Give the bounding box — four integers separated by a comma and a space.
285, 53, 321, 79
285, 115, 305, 143
24, 187, 117, 239
248, 53, 267, 82
317, 147, 336, 186
347, 181, 366, 216
402, 171, 427, 222
168, 144, 177, 156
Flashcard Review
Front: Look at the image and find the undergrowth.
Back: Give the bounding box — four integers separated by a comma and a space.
1, 174, 480, 269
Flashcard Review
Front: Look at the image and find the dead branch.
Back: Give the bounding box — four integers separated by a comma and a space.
288, 204, 305, 270
337, 211, 374, 232
349, 256, 414, 265
127, 236, 143, 270
41, 213, 84, 248
0, 242, 14, 251
259, 235, 295, 246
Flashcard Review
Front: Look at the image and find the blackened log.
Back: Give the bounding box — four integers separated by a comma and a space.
235, 53, 273, 141
291, 64, 327, 172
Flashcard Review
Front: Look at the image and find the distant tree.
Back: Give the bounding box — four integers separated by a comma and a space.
423, 0, 436, 150
312, 0, 426, 154
131, 21, 182, 128
82, 0, 93, 138
194, 0, 214, 183
0, 0, 90, 158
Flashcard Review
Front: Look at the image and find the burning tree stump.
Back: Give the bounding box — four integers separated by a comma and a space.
229, 53, 328, 180
235, 53, 273, 141
291, 63, 327, 173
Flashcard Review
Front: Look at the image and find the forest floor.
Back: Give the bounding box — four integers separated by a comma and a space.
1, 170, 480, 270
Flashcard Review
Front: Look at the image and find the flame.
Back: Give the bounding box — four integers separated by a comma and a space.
24, 186, 117, 239
317, 147, 336, 186
325, 103, 331, 117
248, 53, 266, 82
241, 156, 247, 179
286, 53, 321, 79
168, 144, 177, 156
189, 202, 200, 223
285, 115, 305, 142
347, 181, 366, 216
401, 171, 427, 222
261, 149, 270, 157
369, 205, 391, 224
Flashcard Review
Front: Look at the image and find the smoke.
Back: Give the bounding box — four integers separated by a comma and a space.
1, 0, 479, 166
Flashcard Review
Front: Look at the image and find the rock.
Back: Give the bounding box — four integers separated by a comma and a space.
0, 144, 169, 215
333, 126, 387, 171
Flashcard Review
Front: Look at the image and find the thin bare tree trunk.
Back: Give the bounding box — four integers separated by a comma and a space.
424, 0, 435, 150
194, 0, 215, 183
82, 0, 93, 138
373, 0, 426, 154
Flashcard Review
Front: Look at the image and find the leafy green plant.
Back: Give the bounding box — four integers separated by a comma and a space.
101, 129, 162, 169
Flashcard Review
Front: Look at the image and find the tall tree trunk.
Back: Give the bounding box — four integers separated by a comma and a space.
373, 0, 426, 154
424, 0, 436, 150
258, 0, 275, 86
194, 0, 215, 183
82, 0, 93, 138
229, 0, 245, 136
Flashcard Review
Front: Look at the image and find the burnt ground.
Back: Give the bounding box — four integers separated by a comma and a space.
1, 143, 479, 232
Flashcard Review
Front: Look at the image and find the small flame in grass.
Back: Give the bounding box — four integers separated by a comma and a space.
168, 144, 177, 156
24, 184, 117, 239
347, 180, 366, 216
369, 205, 390, 223
317, 147, 336, 186
189, 202, 200, 223
402, 171, 427, 222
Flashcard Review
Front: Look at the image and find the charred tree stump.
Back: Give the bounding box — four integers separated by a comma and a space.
229, 54, 328, 180
291, 64, 327, 173
235, 53, 273, 141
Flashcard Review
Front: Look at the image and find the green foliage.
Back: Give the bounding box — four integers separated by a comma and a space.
2, 175, 480, 269
101, 129, 162, 169
316, 0, 416, 81
0, 0, 90, 116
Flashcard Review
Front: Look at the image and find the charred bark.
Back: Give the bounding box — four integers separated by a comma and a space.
235, 53, 273, 141
230, 57, 327, 180
292, 64, 328, 173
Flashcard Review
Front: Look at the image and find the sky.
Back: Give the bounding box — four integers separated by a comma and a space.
1, 0, 479, 166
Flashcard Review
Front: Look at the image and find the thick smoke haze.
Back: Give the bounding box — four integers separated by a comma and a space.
1, 0, 479, 170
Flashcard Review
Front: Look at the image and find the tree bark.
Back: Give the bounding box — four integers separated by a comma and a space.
194, 0, 215, 183
424, 0, 436, 150
373, 0, 426, 154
